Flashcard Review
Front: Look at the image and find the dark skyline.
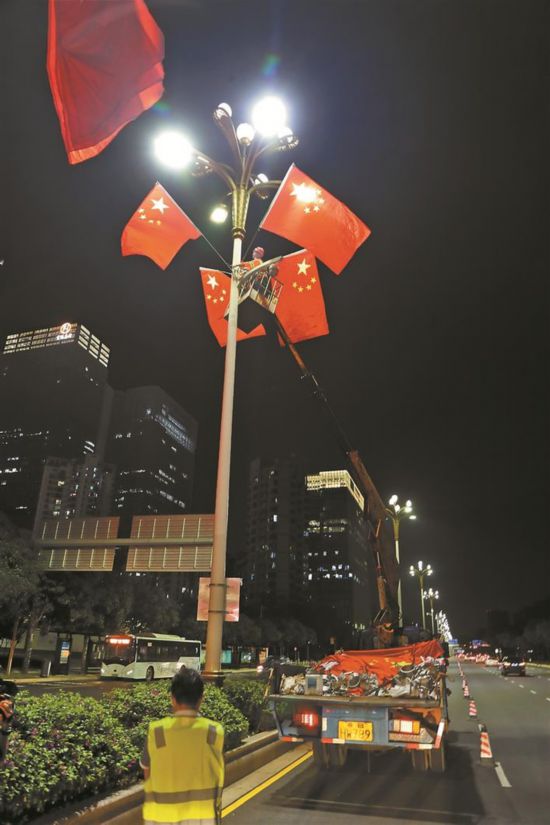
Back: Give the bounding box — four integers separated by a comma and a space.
1, 0, 548, 637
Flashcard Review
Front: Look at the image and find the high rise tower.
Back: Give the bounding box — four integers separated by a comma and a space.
107, 386, 197, 531
0, 322, 110, 527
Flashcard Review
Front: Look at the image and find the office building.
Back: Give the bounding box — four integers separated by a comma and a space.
242, 458, 373, 647
242, 456, 308, 617
107, 386, 197, 530
0, 323, 111, 527
304, 470, 372, 647
33, 455, 116, 533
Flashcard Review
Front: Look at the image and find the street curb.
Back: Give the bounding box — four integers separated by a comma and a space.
29, 731, 295, 825
528, 662, 550, 670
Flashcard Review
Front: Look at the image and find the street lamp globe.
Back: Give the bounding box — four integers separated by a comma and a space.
154, 131, 193, 169
214, 102, 232, 119
252, 96, 287, 136
210, 204, 229, 224
236, 122, 255, 145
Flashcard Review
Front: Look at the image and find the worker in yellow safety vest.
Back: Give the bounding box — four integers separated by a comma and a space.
140, 667, 224, 825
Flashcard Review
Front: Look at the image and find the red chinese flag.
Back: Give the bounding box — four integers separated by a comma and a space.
260, 164, 371, 274
47, 0, 164, 164
274, 250, 329, 344
121, 183, 201, 270
200, 269, 266, 347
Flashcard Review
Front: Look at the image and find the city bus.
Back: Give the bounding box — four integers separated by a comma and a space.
100, 633, 201, 681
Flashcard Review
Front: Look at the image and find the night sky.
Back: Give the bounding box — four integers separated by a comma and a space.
1, 1, 548, 638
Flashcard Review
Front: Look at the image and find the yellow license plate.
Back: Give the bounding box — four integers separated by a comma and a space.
338, 720, 373, 742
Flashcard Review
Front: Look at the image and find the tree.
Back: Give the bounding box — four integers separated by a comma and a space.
222, 614, 261, 647
0, 513, 42, 674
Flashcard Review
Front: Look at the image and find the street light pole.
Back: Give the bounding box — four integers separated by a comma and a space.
423, 587, 439, 634
409, 560, 433, 630
155, 100, 297, 682
385, 495, 415, 625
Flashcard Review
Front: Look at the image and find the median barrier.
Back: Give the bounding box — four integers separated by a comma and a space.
31, 730, 297, 825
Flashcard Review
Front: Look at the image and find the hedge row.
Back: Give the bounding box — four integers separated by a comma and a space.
0, 679, 265, 824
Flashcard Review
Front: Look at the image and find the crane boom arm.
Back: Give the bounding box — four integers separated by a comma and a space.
274, 317, 400, 623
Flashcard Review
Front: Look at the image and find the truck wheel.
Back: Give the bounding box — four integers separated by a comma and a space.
312, 741, 330, 768
429, 743, 446, 773
411, 750, 429, 771
145, 667, 154, 682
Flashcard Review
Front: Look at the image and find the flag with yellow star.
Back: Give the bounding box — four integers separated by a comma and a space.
200, 268, 266, 347
260, 163, 371, 274
121, 182, 201, 270
273, 249, 329, 344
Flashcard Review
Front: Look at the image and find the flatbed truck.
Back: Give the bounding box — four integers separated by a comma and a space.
269, 669, 449, 772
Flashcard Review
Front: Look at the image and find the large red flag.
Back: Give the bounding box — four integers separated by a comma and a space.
273, 250, 329, 344
260, 164, 371, 275
121, 183, 201, 270
47, 0, 164, 164
200, 269, 266, 347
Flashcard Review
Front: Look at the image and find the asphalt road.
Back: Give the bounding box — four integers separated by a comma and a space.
223, 661, 550, 825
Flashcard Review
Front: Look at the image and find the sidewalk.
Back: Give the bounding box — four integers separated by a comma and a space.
3, 666, 258, 685
2, 669, 100, 684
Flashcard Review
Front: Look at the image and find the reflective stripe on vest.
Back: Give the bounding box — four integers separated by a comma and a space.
144, 787, 218, 804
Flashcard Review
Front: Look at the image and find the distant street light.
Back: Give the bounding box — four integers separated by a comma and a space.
385, 494, 416, 624
155, 97, 297, 682
409, 560, 433, 629
423, 587, 439, 634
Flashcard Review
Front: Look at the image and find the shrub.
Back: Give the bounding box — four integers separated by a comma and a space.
200, 685, 249, 751
1, 691, 139, 824
0, 682, 249, 823
222, 679, 267, 732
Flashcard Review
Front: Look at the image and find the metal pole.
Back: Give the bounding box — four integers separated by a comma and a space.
203, 230, 243, 682
392, 519, 402, 624
420, 575, 426, 629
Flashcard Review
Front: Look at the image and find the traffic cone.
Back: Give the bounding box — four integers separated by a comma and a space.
480, 726, 493, 762
468, 701, 477, 717
464, 684, 470, 698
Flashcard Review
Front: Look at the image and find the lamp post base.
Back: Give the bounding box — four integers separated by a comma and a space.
201, 670, 226, 686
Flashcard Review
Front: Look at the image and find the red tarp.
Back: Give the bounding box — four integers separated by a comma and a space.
313, 640, 444, 685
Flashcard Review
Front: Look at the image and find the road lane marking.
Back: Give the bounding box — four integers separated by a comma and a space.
518, 684, 524, 688
530, 690, 537, 694
546, 698, 550, 702
494, 762, 512, 788
221, 750, 312, 817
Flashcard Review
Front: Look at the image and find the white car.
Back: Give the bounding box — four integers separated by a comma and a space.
485, 657, 499, 667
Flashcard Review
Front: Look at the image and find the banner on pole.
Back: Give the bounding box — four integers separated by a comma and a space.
197, 577, 241, 622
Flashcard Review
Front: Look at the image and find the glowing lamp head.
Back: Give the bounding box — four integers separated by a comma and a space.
210, 203, 229, 224
214, 102, 232, 119
154, 131, 193, 169
294, 183, 318, 204
236, 122, 255, 145
389, 494, 398, 506
252, 96, 287, 136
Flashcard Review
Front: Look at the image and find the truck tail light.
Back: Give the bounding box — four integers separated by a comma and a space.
293, 709, 320, 730
390, 717, 421, 735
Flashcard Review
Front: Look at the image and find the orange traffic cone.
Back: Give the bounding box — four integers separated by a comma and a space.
480, 727, 493, 762
468, 701, 477, 717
